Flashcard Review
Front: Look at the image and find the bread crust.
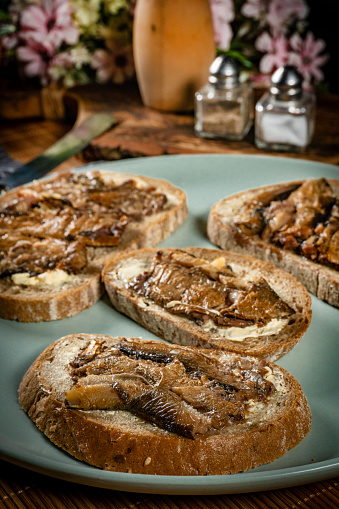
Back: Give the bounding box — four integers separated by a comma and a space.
0, 170, 187, 322
102, 247, 312, 361
18, 333, 312, 476
0, 273, 102, 322
207, 179, 339, 308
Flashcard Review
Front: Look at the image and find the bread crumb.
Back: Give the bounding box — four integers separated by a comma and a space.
144, 457, 152, 466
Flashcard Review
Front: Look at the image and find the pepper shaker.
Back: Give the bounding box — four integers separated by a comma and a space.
194, 56, 253, 140
255, 65, 316, 152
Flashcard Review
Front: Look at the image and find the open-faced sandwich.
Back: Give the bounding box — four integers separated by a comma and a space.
102, 247, 312, 361
0, 170, 187, 322
18, 333, 311, 475
207, 178, 339, 308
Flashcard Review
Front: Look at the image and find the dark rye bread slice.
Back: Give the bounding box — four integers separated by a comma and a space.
0, 271, 101, 322
18, 334, 312, 476
207, 179, 339, 308
102, 247, 312, 362
0, 170, 187, 322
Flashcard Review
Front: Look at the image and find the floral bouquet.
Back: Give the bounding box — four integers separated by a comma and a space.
0, 0, 135, 87
0, 0, 329, 90
210, 0, 329, 89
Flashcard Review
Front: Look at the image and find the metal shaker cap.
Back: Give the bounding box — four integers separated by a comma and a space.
209, 56, 240, 89
270, 65, 303, 100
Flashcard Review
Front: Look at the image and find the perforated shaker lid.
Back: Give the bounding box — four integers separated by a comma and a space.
270, 65, 303, 100
209, 56, 240, 89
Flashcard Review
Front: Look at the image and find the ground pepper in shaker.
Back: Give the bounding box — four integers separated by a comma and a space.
255, 65, 316, 152
194, 56, 253, 140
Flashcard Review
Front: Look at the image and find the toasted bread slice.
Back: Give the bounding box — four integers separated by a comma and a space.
18, 334, 311, 476
0, 170, 187, 322
207, 178, 339, 308
102, 247, 312, 361
0, 271, 102, 322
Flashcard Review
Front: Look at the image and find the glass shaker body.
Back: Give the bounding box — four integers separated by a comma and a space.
255, 90, 316, 152
195, 82, 253, 140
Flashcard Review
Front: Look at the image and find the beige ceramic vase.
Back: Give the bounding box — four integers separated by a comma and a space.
133, 0, 216, 111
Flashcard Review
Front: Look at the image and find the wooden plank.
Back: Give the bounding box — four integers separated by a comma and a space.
1, 82, 339, 165
73, 84, 339, 165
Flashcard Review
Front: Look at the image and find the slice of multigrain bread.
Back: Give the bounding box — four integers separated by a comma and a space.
0, 170, 187, 322
207, 178, 339, 308
102, 247, 312, 362
18, 334, 312, 476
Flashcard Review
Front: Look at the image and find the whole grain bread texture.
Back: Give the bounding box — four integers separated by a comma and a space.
0, 170, 187, 322
102, 247, 312, 361
18, 333, 312, 476
207, 179, 339, 308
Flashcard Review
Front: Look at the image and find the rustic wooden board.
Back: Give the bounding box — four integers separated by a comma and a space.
72, 83, 339, 165
1, 82, 339, 165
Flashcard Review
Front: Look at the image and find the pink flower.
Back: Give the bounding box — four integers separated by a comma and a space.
255, 32, 290, 74
16, 42, 51, 85
19, 0, 79, 55
48, 50, 79, 86
12, 0, 79, 84
248, 73, 271, 87
242, 0, 309, 35
2, 33, 19, 51
267, 0, 309, 34
241, 0, 265, 20
50, 51, 74, 67
209, 0, 235, 50
289, 32, 329, 84
92, 43, 134, 84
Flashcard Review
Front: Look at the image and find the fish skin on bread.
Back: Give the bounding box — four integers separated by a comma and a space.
18, 333, 312, 476
0, 170, 187, 322
102, 247, 312, 362
207, 178, 339, 308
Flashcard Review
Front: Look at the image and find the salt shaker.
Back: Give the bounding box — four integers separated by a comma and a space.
194, 56, 253, 140
255, 65, 316, 152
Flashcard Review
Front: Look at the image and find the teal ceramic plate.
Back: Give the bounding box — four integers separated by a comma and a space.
1, 155, 338, 495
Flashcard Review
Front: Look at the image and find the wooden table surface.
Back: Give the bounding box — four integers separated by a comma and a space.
0, 83, 338, 509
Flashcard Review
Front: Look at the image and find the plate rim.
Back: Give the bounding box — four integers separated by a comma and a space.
1, 446, 339, 495
1, 153, 339, 495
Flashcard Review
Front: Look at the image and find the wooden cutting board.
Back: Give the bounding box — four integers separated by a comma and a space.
1, 80, 339, 165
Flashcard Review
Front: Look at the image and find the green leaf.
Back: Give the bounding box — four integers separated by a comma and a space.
217, 48, 254, 69
0, 11, 12, 21
0, 24, 15, 37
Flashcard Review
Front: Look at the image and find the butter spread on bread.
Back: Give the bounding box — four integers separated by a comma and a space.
18, 334, 311, 475
103, 247, 312, 361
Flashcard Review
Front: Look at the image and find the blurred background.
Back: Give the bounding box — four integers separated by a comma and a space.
0, 0, 338, 96
307, 0, 339, 93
